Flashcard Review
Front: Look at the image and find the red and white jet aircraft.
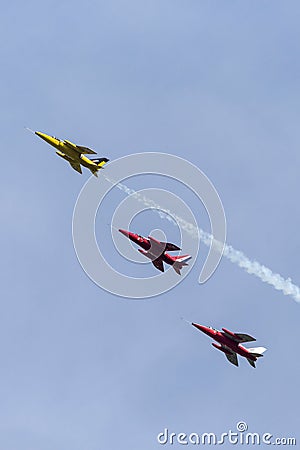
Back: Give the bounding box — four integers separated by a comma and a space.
119, 229, 192, 275
191, 323, 267, 368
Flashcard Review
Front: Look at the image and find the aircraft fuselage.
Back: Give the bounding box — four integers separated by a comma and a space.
35, 132, 100, 172
192, 324, 257, 361
119, 230, 178, 266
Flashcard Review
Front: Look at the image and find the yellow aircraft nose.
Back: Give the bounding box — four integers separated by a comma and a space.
35, 131, 60, 147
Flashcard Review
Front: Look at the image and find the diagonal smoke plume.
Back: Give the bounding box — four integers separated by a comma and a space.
104, 174, 300, 303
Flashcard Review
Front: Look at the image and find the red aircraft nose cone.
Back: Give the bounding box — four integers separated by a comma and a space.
119, 229, 130, 238
192, 323, 213, 335
192, 323, 205, 332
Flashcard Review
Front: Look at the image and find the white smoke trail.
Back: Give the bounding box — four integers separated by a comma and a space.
104, 175, 300, 302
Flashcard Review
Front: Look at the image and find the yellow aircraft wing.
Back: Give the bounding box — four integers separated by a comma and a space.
63, 140, 97, 155
69, 161, 82, 174
76, 145, 97, 155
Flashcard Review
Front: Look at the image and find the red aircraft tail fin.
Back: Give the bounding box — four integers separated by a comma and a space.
172, 254, 191, 261
172, 255, 192, 275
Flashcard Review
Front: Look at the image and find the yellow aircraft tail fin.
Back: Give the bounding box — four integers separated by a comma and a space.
89, 158, 109, 177
90, 157, 109, 168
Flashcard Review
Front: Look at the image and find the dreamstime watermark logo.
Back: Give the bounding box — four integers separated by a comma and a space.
157, 422, 297, 446
72, 153, 226, 298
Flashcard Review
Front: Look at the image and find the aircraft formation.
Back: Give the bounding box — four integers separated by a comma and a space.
30, 129, 267, 368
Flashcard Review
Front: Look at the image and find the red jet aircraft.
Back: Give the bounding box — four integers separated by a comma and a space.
119, 229, 192, 275
191, 323, 267, 368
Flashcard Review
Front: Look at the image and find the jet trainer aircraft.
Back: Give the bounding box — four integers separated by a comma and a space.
191, 323, 267, 368
119, 229, 192, 275
32, 130, 109, 176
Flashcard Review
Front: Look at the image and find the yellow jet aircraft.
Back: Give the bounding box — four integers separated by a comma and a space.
32, 130, 109, 176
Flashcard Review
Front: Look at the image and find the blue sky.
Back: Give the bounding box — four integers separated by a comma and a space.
1, 1, 300, 448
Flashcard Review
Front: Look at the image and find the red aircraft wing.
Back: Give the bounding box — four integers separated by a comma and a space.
234, 333, 256, 343
225, 351, 239, 366
147, 236, 167, 258
164, 243, 181, 251
147, 236, 181, 253
152, 258, 165, 272
222, 328, 256, 343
